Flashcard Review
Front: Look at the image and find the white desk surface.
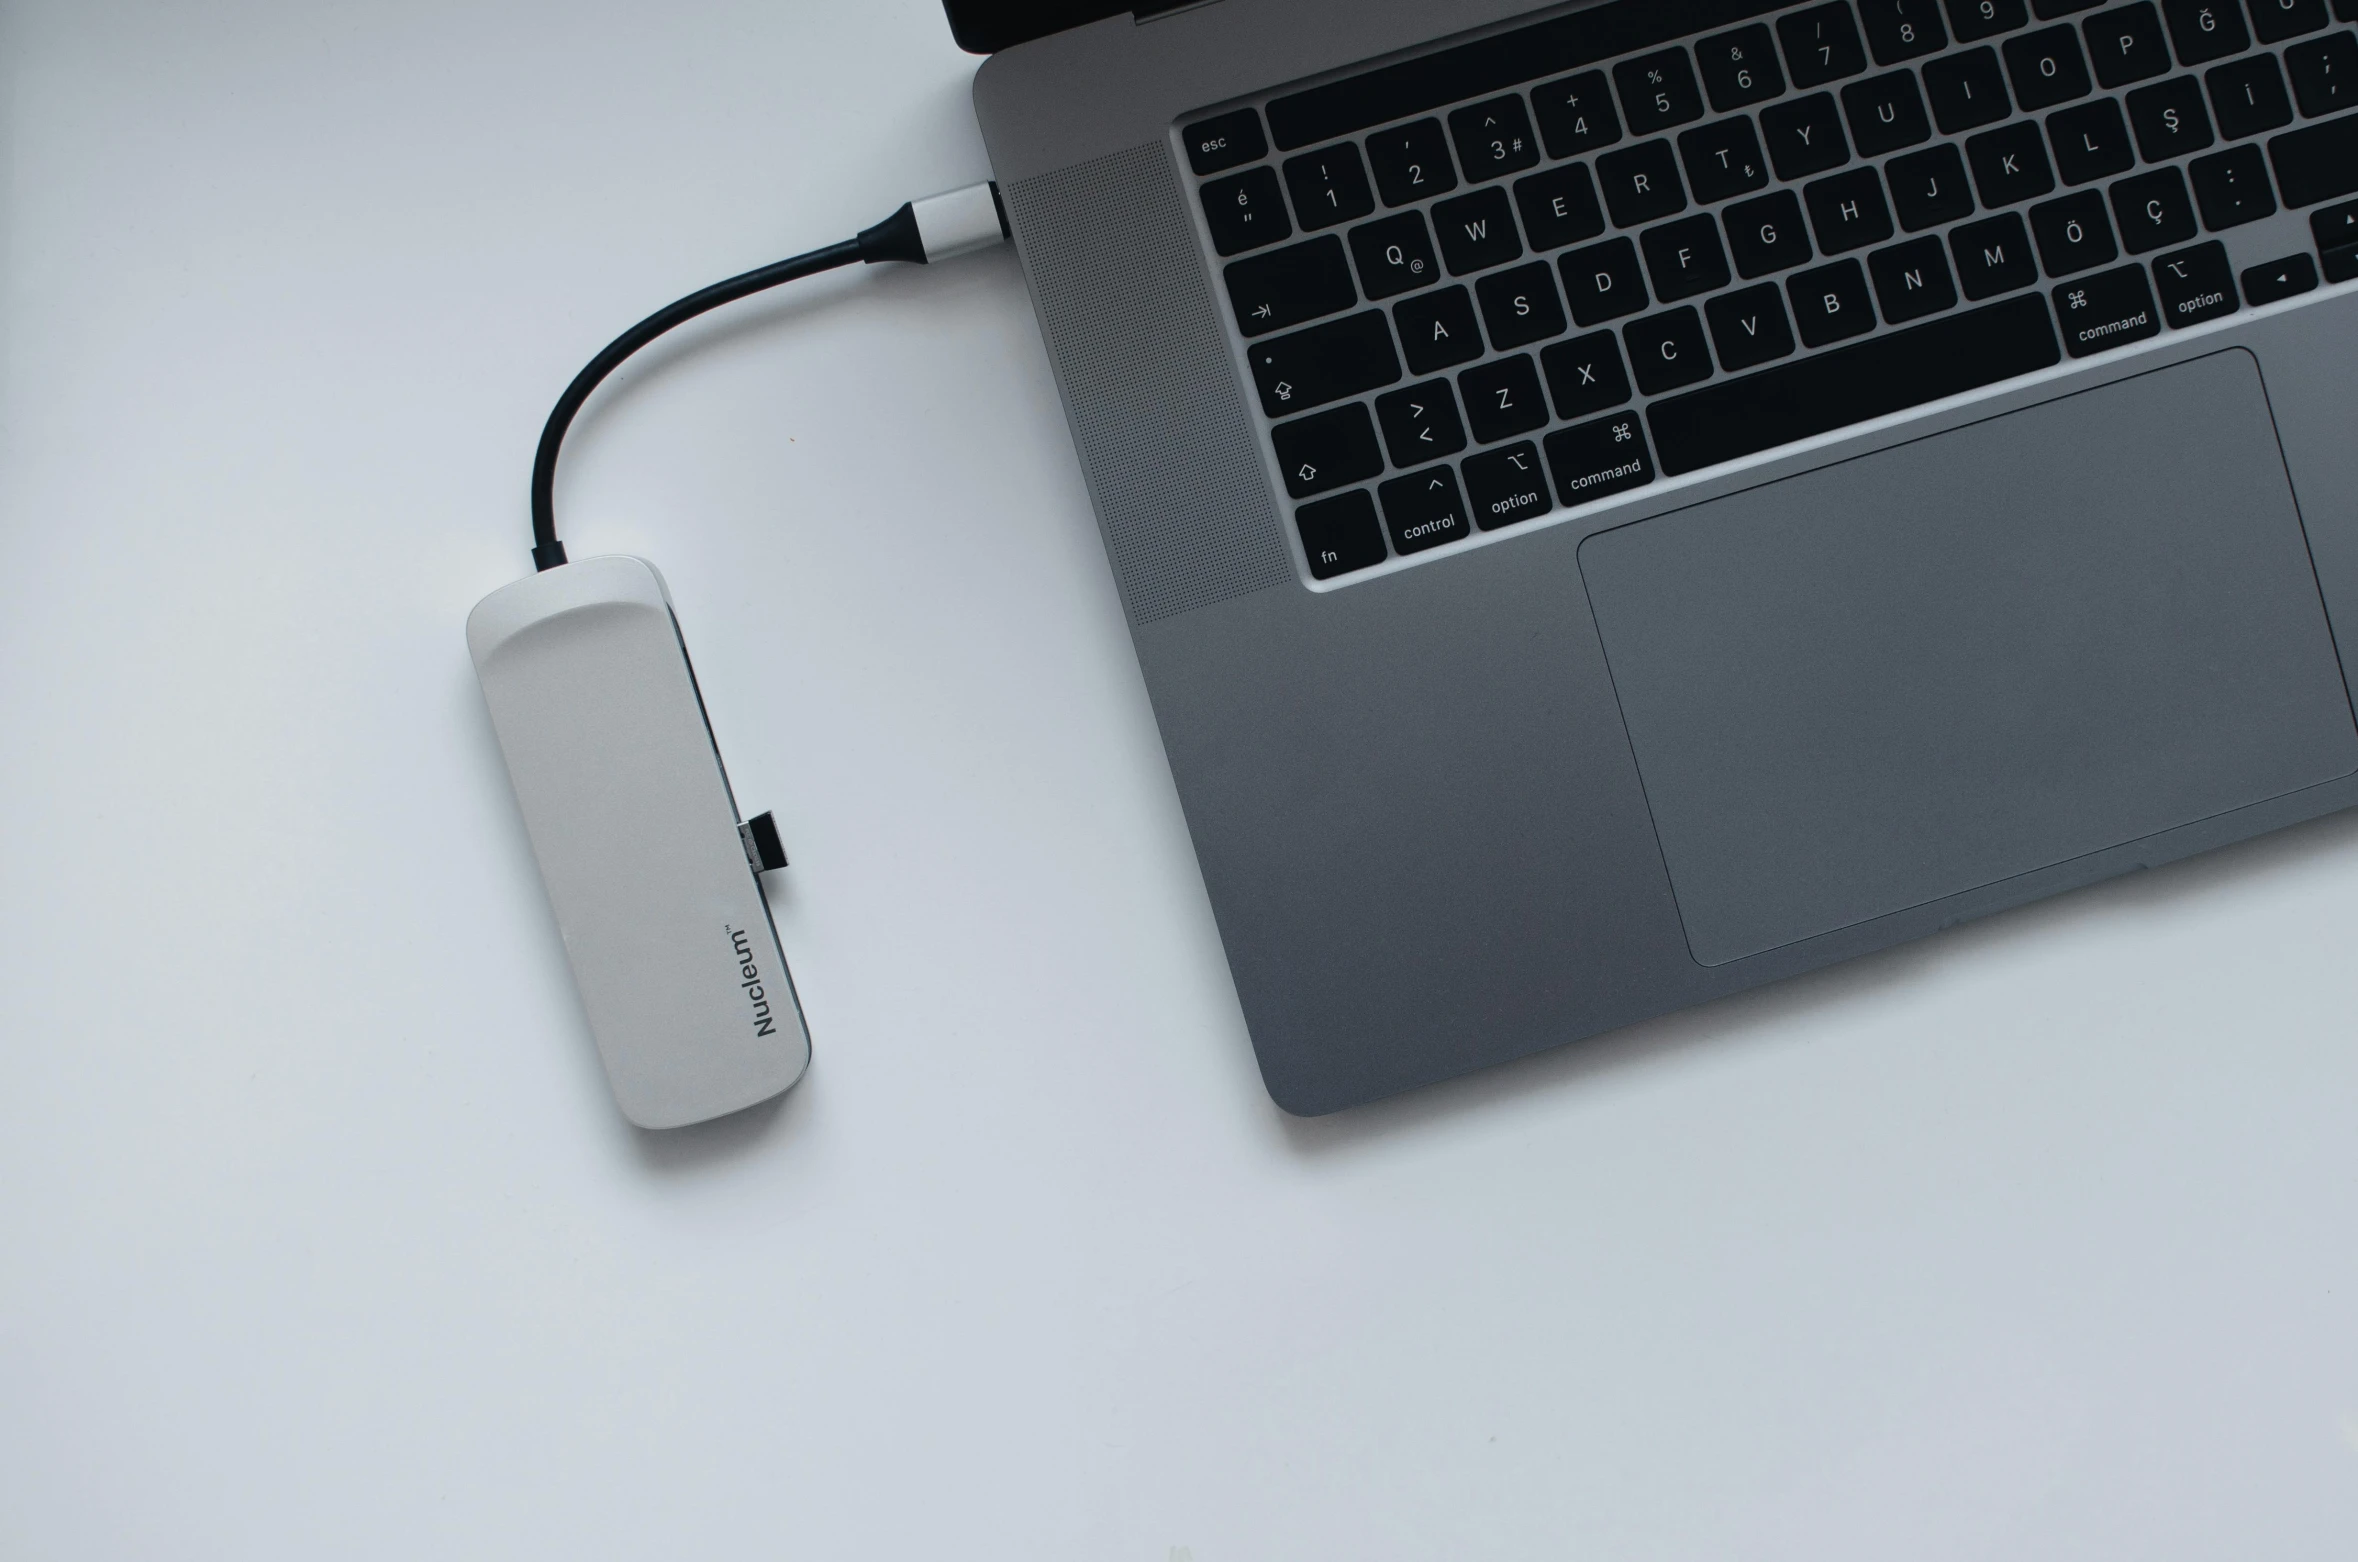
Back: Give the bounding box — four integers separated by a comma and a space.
5, 2, 2356, 1555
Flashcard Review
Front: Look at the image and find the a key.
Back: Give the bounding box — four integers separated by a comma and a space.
2269, 111, 2358, 205
2311, 197, 2358, 250
2052, 263, 2160, 353
2162, 0, 2249, 63
1615, 48, 1707, 134
1393, 286, 1485, 374
1448, 95, 1542, 183
2085, 2, 2173, 85
1294, 490, 1388, 579
1641, 214, 1733, 301
2031, 189, 2121, 271
1271, 402, 1384, 497
1185, 110, 1267, 176
2242, 251, 2320, 300
1365, 119, 1458, 208
2285, 32, 2358, 116
1461, 442, 1554, 530
1282, 144, 1376, 232
1870, 235, 1963, 319
1431, 188, 1523, 275
2109, 165, 2200, 249
1844, 69, 1936, 155
1248, 311, 1402, 415
1540, 329, 1636, 417
1201, 166, 1292, 256
2189, 143, 2278, 226
1787, 257, 1880, 344
1762, 92, 1854, 179
1926, 47, 2017, 132
1377, 466, 1473, 554
1597, 139, 1689, 227
2127, 75, 2216, 159
1227, 236, 1358, 336
1780, 2, 1872, 86
1860, 0, 1953, 62
2049, 98, 2137, 182
1513, 165, 1608, 252
1457, 354, 1551, 442
1530, 71, 1623, 158
1477, 261, 1571, 349
2035, 0, 2107, 15
2247, 0, 2329, 43
1950, 211, 2043, 294
2006, 25, 2096, 108
1968, 120, 2060, 204
1705, 282, 1800, 368
1348, 212, 1441, 302
1806, 167, 1897, 253
1696, 23, 1788, 112
1678, 117, 1771, 203
1374, 379, 1470, 465
1725, 190, 1818, 275
2207, 55, 2294, 138
1559, 236, 1653, 324
2150, 238, 2240, 322
1889, 144, 1979, 228
1544, 413, 1655, 506
1949, 0, 2032, 42
1622, 306, 1715, 394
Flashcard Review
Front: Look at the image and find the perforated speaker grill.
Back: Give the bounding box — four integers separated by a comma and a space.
1004, 143, 1294, 625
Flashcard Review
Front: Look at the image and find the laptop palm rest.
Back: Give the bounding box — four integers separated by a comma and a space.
1580, 349, 2358, 968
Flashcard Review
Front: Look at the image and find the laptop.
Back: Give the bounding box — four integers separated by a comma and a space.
950, 0, 2358, 1113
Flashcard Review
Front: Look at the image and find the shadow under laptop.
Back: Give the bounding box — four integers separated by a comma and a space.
1274, 802, 2358, 1157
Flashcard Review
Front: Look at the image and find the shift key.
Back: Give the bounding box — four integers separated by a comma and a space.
1249, 311, 1402, 416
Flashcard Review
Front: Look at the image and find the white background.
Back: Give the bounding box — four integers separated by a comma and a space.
4, 1, 2357, 1555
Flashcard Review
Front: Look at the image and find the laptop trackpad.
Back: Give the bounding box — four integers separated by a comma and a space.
1580, 349, 2358, 967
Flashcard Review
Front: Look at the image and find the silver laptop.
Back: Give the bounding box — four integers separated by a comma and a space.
953, 0, 2358, 1113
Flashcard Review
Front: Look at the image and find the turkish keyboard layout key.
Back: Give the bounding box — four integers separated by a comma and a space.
1178, 0, 2358, 581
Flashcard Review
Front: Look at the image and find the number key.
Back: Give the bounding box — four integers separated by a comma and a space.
1615, 48, 1707, 133
1281, 143, 1375, 232
1859, 0, 1951, 62
1531, 70, 1623, 157
1448, 95, 1542, 181
1779, 2, 1871, 87
1946, 0, 2031, 41
1366, 118, 1458, 207
1697, 23, 1788, 111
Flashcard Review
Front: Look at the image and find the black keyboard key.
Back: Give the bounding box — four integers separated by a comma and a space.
1951, 210, 2044, 293
2248, 0, 2330, 41
2321, 241, 2358, 279
2191, 143, 2279, 223
1561, 236, 1654, 322
2053, 262, 2160, 350
1615, 48, 1708, 134
1890, 144, 1979, 227
1698, 23, 1789, 111
1432, 188, 1524, 274
1202, 166, 1292, 255
2049, 97, 2138, 181
1950, 0, 2033, 39
2243, 249, 2322, 298
1227, 236, 1358, 336
2037, 0, 2107, 14
2152, 238, 2241, 320
1641, 213, 1734, 300
2286, 33, 2358, 116
2209, 55, 2295, 137
1478, 260, 1571, 347
1531, 71, 1623, 158
1365, 119, 1458, 208
2340, 0, 2356, 20
1283, 144, 1376, 232
1296, 489, 1387, 579
2128, 75, 2217, 158
1788, 256, 1881, 341
1463, 441, 1554, 529
1449, 95, 1543, 182
1545, 413, 1656, 504
2271, 111, 2358, 204
1349, 212, 1443, 301
1706, 281, 1801, 366
1926, 47, 2018, 131
1647, 293, 2061, 472
1374, 379, 1470, 465
1459, 353, 1551, 441
2085, 2, 2175, 82
1861, 0, 1953, 61
2110, 165, 2201, 248
1542, 329, 1638, 416
1844, 70, 1936, 154
2006, 26, 2097, 107
2162, 0, 2250, 61
1762, 92, 1855, 179
1969, 120, 2060, 204
1379, 466, 1474, 553
1806, 166, 1898, 251
1781, 3, 1872, 85
1679, 117, 1773, 202
2031, 189, 2122, 270
1597, 139, 1690, 226
2314, 196, 2358, 246
1726, 189, 1819, 273
1186, 110, 1268, 176
1624, 306, 1716, 392
1870, 234, 1963, 318
1515, 165, 1609, 251
1272, 402, 1384, 497
1395, 285, 1486, 373
1249, 311, 1402, 415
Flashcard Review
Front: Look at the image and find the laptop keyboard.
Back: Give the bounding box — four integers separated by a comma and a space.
1179, 0, 2358, 581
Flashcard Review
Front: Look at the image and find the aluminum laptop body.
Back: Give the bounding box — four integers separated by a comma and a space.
957, 0, 2358, 1113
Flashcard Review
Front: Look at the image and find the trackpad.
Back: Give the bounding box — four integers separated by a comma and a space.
1580, 349, 2358, 967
